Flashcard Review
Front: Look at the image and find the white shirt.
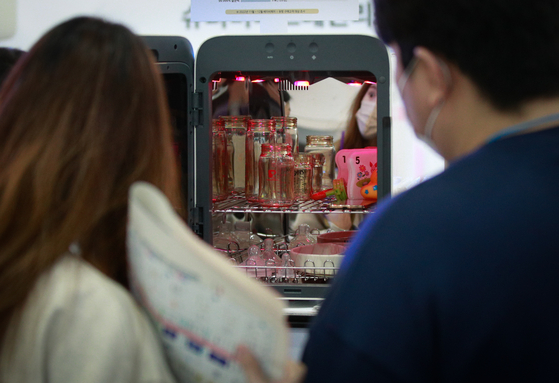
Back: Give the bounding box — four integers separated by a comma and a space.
1, 255, 177, 383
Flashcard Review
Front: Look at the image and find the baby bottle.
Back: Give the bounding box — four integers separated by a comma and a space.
262, 238, 282, 278
213, 222, 240, 253
244, 245, 265, 278
233, 221, 262, 250
289, 224, 317, 249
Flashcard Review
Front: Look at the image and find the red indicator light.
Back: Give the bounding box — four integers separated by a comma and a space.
364, 81, 377, 85
294, 81, 310, 87
235, 76, 246, 82
348, 82, 362, 87
274, 78, 280, 83
251, 79, 265, 83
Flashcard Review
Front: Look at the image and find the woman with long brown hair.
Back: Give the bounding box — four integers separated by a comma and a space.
0, 17, 180, 382
336, 82, 378, 150
303, 83, 377, 232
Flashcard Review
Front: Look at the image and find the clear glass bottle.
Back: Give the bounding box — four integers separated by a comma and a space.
281, 251, 296, 279
262, 238, 282, 277
258, 144, 295, 207
212, 119, 228, 202
221, 116, 250, 194
304, 135, 335, 190
257, 144, 275, 204
272, 116, 298, 155
213, 222, 240, 251
293, 153, 314, 201
244, 245, 266, 278
310, 152, 325, 193
289, 224, 317, 249
233, 221, 262, 249
245, 119, 275, 202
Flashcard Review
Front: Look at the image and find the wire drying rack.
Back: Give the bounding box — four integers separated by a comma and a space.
212, 194, 376, 214
218, 242, 340, 285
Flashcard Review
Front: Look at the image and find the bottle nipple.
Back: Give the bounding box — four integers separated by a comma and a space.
264, 238, 274, 250
248, 245, 260, 258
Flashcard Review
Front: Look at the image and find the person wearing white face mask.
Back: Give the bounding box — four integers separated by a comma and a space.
335, 83, 378, 151
397, 55, 451, 153
238, 0, 559, 382
293, 83, 379, 232
291, 83, 378, 232
355, 85, 378, 139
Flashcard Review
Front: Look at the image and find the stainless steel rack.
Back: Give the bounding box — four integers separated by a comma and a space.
213, 194, 368, 306
212, 194, 376, 214
235, 264, 338, 284
219, 243, 340, 285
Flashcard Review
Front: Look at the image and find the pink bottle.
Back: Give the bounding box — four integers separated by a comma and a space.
335, 149, 352, 184
346, 148, 378, 199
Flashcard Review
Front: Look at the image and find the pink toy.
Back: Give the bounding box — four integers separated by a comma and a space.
360, 170, 378, 200
335, 149, 352, 184
346, 148, 378, 199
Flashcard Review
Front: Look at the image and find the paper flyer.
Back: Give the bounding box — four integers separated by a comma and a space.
127, 182, 288, 383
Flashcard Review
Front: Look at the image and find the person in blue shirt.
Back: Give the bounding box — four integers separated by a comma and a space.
238, 0, 559, 382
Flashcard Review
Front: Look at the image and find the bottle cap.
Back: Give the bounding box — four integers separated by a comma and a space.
249, 119, 275, 132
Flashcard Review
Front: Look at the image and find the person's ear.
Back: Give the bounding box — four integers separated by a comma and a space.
413, 47, 452, 108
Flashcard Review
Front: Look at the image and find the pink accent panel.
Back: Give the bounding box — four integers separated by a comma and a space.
335, 149, 352, 183
346, 148, 378, 199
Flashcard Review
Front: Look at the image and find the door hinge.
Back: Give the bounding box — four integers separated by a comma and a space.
192, 91, 203, 127
191, 206, 204, 238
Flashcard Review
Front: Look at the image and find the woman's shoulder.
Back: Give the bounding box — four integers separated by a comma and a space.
47, 255, 134, 309
35, 255, 144, 329
7, 255, 176, 383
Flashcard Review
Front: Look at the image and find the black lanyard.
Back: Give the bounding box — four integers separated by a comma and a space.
486, 112, 559, 144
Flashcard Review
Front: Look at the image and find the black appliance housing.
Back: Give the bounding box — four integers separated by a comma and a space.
143, 34, 391, 319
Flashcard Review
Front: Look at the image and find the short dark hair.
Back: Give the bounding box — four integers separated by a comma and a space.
374, 0, 559, 111
0, 48, 25, 86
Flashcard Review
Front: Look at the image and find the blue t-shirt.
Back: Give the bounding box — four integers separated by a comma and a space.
302, 126, 559, 383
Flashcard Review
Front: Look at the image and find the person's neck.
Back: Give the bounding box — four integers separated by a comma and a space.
435, 81, 559, 161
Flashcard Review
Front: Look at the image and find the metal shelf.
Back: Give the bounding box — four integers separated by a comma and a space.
212, 194, 376, 214
220, 246, 343, 286
236, 265, 338, 283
